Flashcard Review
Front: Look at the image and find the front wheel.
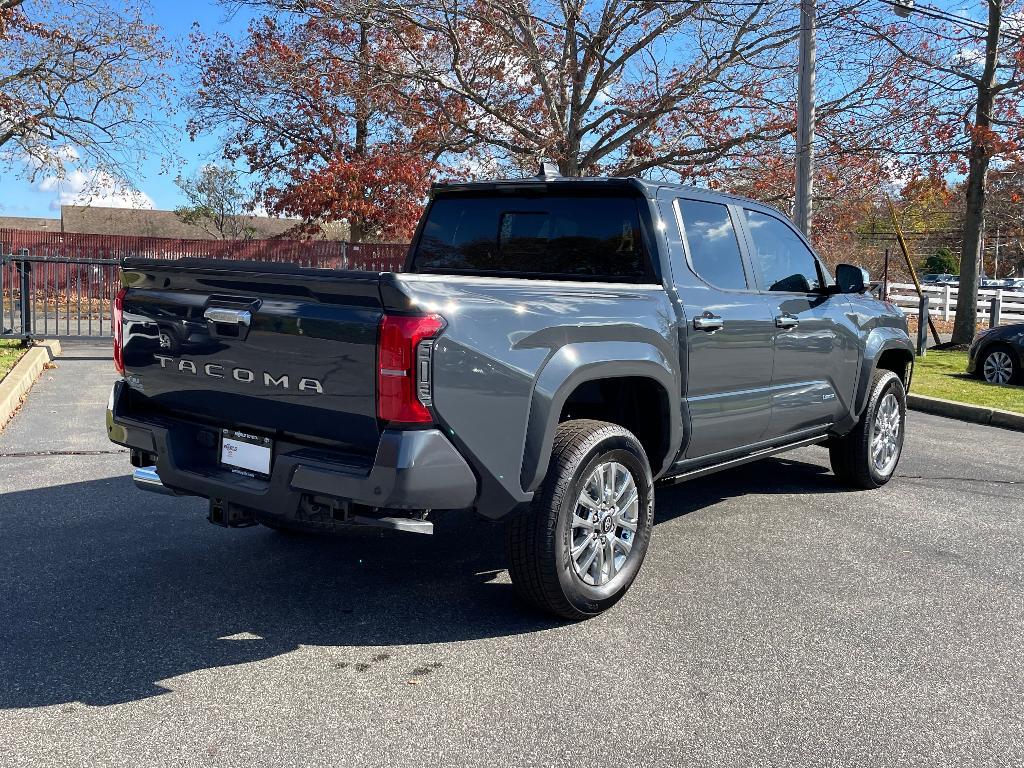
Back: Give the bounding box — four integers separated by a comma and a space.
507, 419, 654, 620
829, 369, 906, 489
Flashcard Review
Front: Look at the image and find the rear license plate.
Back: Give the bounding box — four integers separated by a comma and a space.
220, 430, 272, 476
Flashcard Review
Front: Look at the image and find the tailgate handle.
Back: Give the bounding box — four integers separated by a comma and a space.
204, 308, 252, 327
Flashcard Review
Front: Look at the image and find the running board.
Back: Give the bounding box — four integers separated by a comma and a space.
351, 514, 434, 535
658, 435, 828, 486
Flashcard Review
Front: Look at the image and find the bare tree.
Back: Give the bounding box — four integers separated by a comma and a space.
174, 165, 257, 240
0, 0, 171, 187
979, 161, 1024, 277
358, 0, 809, 178
206, 1, 915, 235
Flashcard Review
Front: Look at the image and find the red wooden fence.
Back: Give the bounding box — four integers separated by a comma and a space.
1, 229, 411, 336
0, 229, 409, 271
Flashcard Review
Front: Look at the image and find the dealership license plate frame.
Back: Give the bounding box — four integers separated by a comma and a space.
220, 429, 273, 477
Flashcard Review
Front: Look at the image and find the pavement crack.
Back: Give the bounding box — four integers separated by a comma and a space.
0, 449, 128, 458
899, 474, 1019, 485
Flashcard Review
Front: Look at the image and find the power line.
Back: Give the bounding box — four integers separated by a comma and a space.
876, 0, 991, 34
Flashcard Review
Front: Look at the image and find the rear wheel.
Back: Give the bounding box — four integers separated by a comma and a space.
829, 369, 906, 489
981, 344, 1018, 385
507, 419, 654, 620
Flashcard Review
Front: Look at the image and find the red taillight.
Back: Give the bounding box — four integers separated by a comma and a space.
113, 286, 127, 375
377, 313, 444, 424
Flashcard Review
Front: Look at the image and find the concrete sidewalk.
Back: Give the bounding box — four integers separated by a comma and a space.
0, 341, 119, 455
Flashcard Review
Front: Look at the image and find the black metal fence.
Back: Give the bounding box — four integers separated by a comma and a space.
1, 251, 120, 338
1, 231, 410, 339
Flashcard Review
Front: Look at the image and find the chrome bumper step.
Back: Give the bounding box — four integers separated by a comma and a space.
132, 466, 178, 496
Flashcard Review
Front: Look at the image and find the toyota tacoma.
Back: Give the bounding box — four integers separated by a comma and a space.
107, 169, 914, 619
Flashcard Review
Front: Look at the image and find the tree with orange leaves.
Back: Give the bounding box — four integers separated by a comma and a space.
188, 11, 443, 242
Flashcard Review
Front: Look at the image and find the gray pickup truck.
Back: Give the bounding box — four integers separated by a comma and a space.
107, 171, 914, 619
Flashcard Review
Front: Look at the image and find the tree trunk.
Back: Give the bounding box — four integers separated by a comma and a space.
954, 148, 988, 344
349, 220, 365, 243
558, 155, 579, 176
951, 1, 1001, 345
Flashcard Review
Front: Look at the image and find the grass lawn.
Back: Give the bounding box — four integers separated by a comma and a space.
0, 339, 26, 383
912, 349, 1024, 415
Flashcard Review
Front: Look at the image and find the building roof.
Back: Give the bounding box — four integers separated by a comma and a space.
0, 206, 349, 241
0, 215, 62, 232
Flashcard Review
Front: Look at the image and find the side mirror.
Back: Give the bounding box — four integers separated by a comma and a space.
836, 263, 869, 294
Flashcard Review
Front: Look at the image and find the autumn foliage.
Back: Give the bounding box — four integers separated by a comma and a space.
189, 13, 440, 241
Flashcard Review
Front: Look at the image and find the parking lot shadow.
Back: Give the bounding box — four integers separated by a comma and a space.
653, 452, 844, 525
0, 454, 835, 709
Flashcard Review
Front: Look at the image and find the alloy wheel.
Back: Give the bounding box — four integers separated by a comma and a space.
983, 350, 1014, 385
870, 392, 902, 476
570, 461, 639, 587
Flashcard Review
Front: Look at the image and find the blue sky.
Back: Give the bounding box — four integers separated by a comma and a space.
0, 0, 259, 219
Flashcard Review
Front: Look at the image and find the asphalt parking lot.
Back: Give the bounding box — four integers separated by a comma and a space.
1, 343, 1022, 767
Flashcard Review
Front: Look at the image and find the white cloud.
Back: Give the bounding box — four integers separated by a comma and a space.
593, 84, 615, 107
1005, 11, 1024, 36
247, 201, 271, 218
36, 166, 154, 211
954, 46, 984, 68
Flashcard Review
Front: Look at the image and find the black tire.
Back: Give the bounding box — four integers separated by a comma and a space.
829, 369, 906, 489
979, 343, 1019, 385
507, 419, 654, 620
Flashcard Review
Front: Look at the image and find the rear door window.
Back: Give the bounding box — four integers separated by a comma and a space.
413, 194, 652, 281
676, 199, 748, 290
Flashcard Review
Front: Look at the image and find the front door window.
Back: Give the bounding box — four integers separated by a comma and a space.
744, 210, 822, 293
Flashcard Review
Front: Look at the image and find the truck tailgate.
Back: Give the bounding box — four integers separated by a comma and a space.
119, 258, 384, 456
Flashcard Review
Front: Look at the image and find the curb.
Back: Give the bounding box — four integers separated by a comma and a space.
907, 392, 1024, 433
0, 340, 62, 430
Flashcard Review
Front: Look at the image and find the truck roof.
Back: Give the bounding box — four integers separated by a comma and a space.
431, 175, 745, 205
429, 166, 799, 227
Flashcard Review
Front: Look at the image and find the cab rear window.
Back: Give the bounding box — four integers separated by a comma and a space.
412, 194, 654, 281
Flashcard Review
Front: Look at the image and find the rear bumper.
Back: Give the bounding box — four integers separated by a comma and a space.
106, 380, 478, 516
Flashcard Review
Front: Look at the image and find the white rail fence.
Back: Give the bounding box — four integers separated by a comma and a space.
886, 283, 1024, 325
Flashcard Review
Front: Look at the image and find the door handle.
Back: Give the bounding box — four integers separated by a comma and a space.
693, 312, 724, 332
775, 313, 799, 329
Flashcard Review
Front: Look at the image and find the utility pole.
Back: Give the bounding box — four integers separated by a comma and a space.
794, 0, 816, 236
995, 225, 1000, 278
